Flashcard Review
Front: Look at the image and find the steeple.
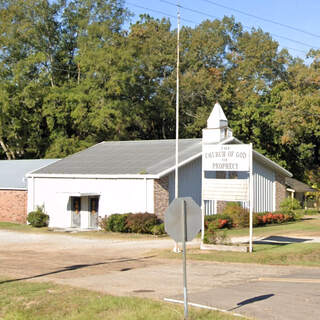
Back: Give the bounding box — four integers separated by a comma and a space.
202, 102, 232, 143
207, 102, 228, 128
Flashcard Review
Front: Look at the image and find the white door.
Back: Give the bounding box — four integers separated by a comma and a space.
71, 197, 81, 227
89, 197, 99, 229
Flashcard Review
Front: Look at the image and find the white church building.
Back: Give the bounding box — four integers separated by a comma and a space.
27, 103, 291, 229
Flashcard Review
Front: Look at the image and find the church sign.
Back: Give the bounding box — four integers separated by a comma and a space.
203, 144, 251, 171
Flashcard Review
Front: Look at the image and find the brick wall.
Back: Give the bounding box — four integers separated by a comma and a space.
154, 176, 169, 220
275, 173, 286, 211
0, 190, 27, 224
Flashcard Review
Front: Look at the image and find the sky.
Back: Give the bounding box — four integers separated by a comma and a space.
124, 0, 320, 61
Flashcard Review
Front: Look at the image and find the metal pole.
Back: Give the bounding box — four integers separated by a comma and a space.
249, 143, 253, 253
201, 168, 205, 241
175, 1, 180, 199
173, 0, 181, 254
182, 199, 188, 319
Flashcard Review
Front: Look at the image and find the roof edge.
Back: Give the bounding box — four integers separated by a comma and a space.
26, 173, 159, 179
220, 137, 292, 177
158, 152, 202, 178
27, 159, 61, 176
0, 187, 27, 191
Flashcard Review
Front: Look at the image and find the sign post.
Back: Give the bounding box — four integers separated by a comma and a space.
182, 199, 188, 319
249, 143, 253, 253
165, 197, 201, 320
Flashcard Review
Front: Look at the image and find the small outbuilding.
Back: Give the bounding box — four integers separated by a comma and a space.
285, 177, 316, 207
27, 103, 293, 229
0, 159, 58, 223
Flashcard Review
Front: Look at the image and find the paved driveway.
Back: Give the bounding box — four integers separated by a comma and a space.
1, 230, 320, 320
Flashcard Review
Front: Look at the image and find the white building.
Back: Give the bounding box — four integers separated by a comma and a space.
27, 103, 292, 229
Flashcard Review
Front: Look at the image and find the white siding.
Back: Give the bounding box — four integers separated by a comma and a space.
27, 177, 154, 228
203, 179, 249, 201
168, 157, 202, 206
253, 160, 274, 212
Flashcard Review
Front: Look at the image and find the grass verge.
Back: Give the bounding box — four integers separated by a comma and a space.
156, 243, 320, 267
222, 216, 320, 238
0, 277, 241, 320
0, 222, 168, 241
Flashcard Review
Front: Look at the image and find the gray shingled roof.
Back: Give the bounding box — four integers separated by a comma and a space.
32, 139, 203, 175
0, 159, 59, 189
285, 177, 315, 193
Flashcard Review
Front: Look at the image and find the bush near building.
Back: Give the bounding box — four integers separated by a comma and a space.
27, 205, 49, 227
99, 213, 166, 235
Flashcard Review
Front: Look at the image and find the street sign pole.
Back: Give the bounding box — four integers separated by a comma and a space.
164, 197, 201, 320
249, 143, 253, 253
182, 199, 188, 319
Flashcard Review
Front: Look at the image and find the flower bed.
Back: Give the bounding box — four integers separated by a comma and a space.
203, 202, 302, 245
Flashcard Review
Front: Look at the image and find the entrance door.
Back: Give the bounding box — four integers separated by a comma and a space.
89, 197, 99, 229
71, 197, 81, 227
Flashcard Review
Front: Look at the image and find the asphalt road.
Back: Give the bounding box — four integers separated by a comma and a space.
1, 230, 320, 320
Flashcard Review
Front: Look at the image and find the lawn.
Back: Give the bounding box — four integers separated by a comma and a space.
223, 215, 320, 238
0, 278, 242, 320
154, 215, 320, 267
0, 222, 167, 241
1, 214, 320, 245
157, 242, 320, 267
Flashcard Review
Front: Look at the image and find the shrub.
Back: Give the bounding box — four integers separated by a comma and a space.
106, 214, 129, 233
280, 197, 302, 213
301, 209, 320, 215
204, 214, 232, 229
98, 216, 108, 231
253, 211, 298, 227
203, 222, 229, 244
126, 213, 159, 234
27, 205, 49, 227
151, 223, 166, 235
222, 203, 249, 228
288, 211, 303, 221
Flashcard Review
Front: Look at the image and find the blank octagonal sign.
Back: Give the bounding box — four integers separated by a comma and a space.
164, 197, 202, 242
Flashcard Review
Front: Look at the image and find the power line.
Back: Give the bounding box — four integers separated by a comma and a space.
200, 0, 320, 40
126, 1, 198, 25
160, 0, 316, 50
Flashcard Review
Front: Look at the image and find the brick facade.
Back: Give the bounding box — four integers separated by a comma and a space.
154, 176, 169, 220
0, 190, 28, 224
275, 173, 286, 211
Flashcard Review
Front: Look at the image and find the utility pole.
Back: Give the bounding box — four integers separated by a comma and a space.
175, 1, 180, 201
173, 0, 181, 255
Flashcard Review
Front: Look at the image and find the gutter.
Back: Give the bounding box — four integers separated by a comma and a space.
26, 173, 160, 179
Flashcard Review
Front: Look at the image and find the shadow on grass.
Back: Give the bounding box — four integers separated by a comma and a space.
229, 294, 275, 311
0, 255, 155, 285
253, 236, 312, 246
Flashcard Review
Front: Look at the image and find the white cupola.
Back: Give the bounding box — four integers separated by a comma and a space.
207, 102, 228, 128
203, 102, 233, 143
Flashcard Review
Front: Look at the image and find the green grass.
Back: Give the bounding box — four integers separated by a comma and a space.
0, 278, 241, 320
222, 216, 320, 238
157, 243, 320, 267
0, 222, 50, 233
0, 222, 168, 241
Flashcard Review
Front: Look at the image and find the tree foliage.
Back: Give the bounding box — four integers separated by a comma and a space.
0, 0, 319, 184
